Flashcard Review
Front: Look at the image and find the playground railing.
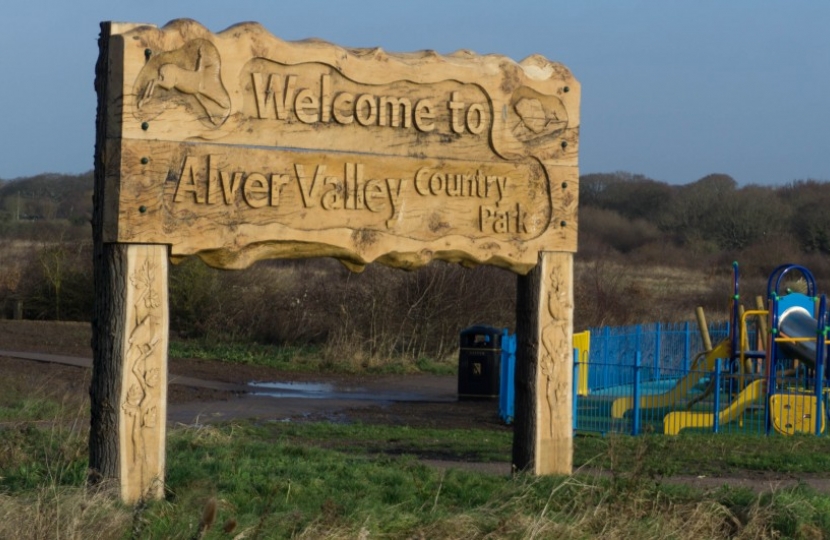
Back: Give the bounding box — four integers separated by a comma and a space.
585, 321, 731, 394
574, 358, 827, 437
499, 320, 792, 434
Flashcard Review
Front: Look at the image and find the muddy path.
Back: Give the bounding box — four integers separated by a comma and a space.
0, 320, 504, 431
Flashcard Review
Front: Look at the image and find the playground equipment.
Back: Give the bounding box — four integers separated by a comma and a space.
610, 339, 730, 419
612, 263, 830, 436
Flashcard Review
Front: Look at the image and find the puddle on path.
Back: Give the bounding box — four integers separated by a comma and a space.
248, 381, 451, 402
249, 381, 334, 397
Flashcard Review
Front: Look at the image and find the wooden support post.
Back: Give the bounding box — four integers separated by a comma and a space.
696, 306, 713, 353
513, 251, 574, 475
755, 296, 768, 351
120, 244, 169, 501
90, 243, 169, 502
91, 21, 169, 502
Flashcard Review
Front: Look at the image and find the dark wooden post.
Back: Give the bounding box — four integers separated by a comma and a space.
91, 22, 169, 502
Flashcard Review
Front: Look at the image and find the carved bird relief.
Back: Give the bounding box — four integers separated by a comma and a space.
511, 97, 568, 143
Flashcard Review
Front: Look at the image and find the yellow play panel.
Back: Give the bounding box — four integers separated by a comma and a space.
770, 394, 825, 435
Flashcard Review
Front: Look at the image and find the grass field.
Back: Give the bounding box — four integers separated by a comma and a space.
4, 383, 830, 539
5, 322, 830, 537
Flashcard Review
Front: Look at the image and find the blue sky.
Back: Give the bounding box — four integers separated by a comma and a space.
1, 1, 828, 185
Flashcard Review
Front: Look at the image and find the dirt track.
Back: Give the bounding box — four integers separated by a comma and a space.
0, 320, 507, 431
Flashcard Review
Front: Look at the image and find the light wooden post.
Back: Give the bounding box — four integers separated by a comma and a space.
119, 245, 169, 501
755, 296, 768, 351
513, 251, 574, 475
90, 244, 169, 502
695, 306, 713, 353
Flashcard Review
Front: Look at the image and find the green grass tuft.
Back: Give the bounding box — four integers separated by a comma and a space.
169, 338, 458, 375
3, 420, 830, 538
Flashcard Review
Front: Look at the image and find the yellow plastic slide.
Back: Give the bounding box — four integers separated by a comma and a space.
662, 378, 765, 435
611, 339, 731, 419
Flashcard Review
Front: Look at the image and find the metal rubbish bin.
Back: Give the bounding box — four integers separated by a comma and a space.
458, 325, 502, 400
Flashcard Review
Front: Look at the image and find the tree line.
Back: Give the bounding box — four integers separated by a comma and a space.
5, 169, 826, 255
2, 170, 830, 347
580, 171, 830, 257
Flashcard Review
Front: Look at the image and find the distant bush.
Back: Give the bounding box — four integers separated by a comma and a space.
579, 206, 663, 254
165, 257, 516, 360
4, 170, 830, 359
13, 240, 93, 321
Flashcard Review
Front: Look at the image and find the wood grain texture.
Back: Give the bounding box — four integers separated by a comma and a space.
90, 20, 128, 495
93, 22, 170, 503
102, 19, 580, 273
118, 245, 168, 503
513, 252, 573, 475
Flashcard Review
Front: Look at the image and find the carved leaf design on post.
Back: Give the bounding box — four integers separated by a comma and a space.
122, 254, 162, 486
539, 263, 572, 438
144, 368, 160, 388
143, 406, 158, 429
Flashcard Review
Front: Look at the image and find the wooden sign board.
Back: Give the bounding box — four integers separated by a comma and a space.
102, 19, 579, 273
92, 19, 580, 503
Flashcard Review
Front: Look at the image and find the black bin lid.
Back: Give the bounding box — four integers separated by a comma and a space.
460, 325, 502, 348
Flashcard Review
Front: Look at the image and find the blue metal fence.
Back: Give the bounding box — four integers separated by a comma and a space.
587, 321, 730, 393
499, 330, 516, 424
574, 360, 827, 437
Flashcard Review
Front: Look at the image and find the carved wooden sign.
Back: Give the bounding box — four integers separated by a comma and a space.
102, 19, 579, 273
93, 20, 580, 503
